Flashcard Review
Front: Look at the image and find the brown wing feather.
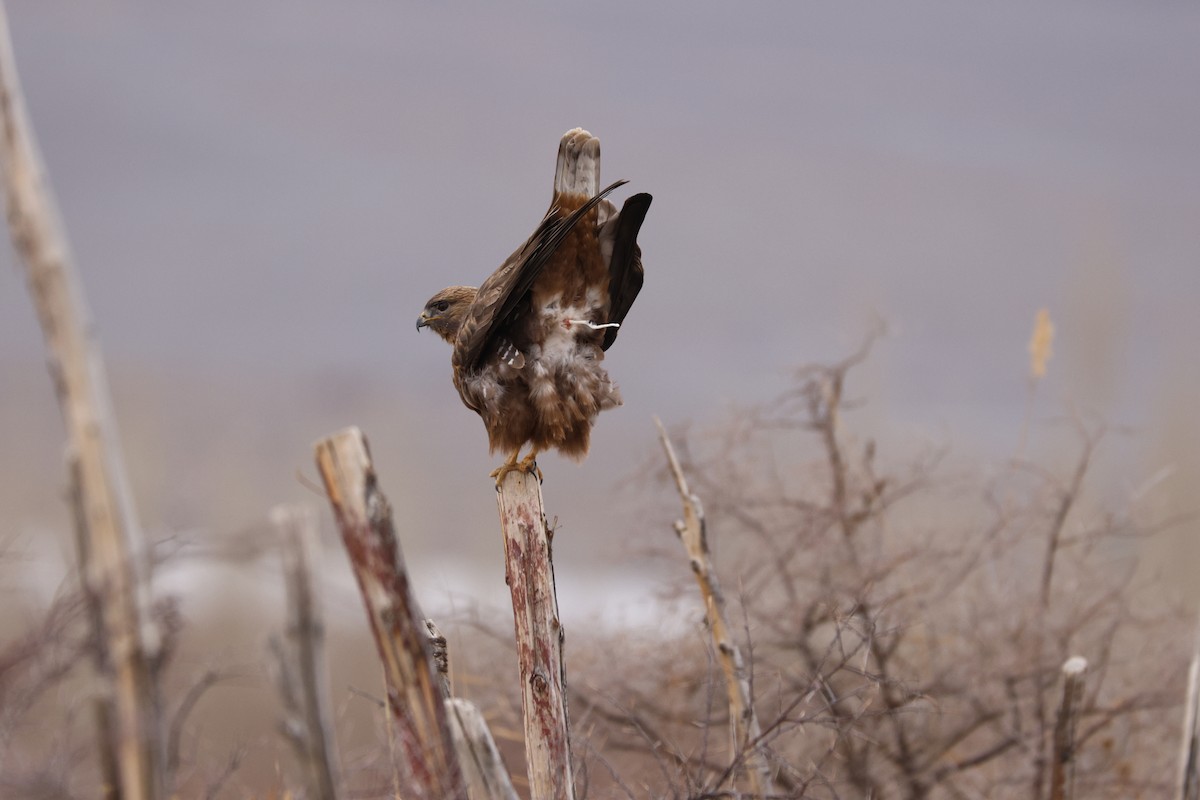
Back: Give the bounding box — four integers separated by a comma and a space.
602, 192, 652, 351
452, 179, 628, 372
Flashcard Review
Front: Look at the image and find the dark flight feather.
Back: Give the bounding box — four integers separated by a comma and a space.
602, 192, 652, 351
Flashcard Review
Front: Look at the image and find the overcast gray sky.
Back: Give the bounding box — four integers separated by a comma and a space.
2, 1, 1198, 612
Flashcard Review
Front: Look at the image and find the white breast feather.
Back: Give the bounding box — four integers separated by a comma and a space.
537, 290, 607, 367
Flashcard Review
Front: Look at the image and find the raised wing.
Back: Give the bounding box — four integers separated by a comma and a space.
452, 179, 627, 373
602, 192, 652, 351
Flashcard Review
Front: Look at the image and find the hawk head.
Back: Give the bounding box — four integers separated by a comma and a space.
416, 285, 477, 344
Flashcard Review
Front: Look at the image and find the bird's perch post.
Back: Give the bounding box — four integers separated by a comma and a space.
314, 428, 466, 800
495, 470, 575, 800
1, 5, 162, 798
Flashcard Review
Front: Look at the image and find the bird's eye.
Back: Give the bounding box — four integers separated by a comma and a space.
434, 301, 450, 312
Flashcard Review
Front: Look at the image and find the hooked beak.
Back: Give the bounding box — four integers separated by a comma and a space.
416, 312, 432, 331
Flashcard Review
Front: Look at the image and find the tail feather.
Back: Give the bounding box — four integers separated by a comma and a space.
554, 127, 600, 199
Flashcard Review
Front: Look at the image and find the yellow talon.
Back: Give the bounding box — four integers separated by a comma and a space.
490, 449, 522, 483
518, 449, 543, 483
491, 448, 543, 484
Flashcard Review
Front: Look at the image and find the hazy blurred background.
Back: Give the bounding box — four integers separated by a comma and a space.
1, 0, 1198, 754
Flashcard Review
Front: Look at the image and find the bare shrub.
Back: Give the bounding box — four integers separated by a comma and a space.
576, 341, 1187, 799
0, 590, 90, 798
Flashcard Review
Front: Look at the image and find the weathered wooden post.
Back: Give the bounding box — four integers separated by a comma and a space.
494, 470, 575, 800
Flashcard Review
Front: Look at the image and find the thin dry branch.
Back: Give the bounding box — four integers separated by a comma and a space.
656, 417, 774, 797
165, 669, 221, 780
571, 682, 728, 781
314, 427, 466, 800
0, 6, 161, 798
494, 469, 575, 800
1040, 431, 1095, 609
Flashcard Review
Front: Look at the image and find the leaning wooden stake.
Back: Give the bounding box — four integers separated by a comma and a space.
1179, 620, 1200, 800
315, 428, 466, 800
495, 470, 575, 800
271, 505, 341, 800
0, 6, 162, 798
1050, 656, 1087, 800
656, 418, 772, 797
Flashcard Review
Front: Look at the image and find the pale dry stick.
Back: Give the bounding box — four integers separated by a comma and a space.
67, 453, 122, 800
426, 619, 520, 800
0, 6, 162, 798
655, 417, 773, 798
1178, 619, 1200, 800
1049, 657, 1087, 800
494, 470, 575, 800
314, 428, 467, 800
271, 504, 341, 800
446, 698, 521, 800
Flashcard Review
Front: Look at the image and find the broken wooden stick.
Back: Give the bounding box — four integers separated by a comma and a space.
494, 470, 575, 800
426, 619, 520, 800
1050, 656, 1088, 800
314, 427, 466, 800
445, 698, 520, 800
271, 504, 341, 800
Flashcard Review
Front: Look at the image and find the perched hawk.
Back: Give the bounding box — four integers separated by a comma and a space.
417, 128, 651, 480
